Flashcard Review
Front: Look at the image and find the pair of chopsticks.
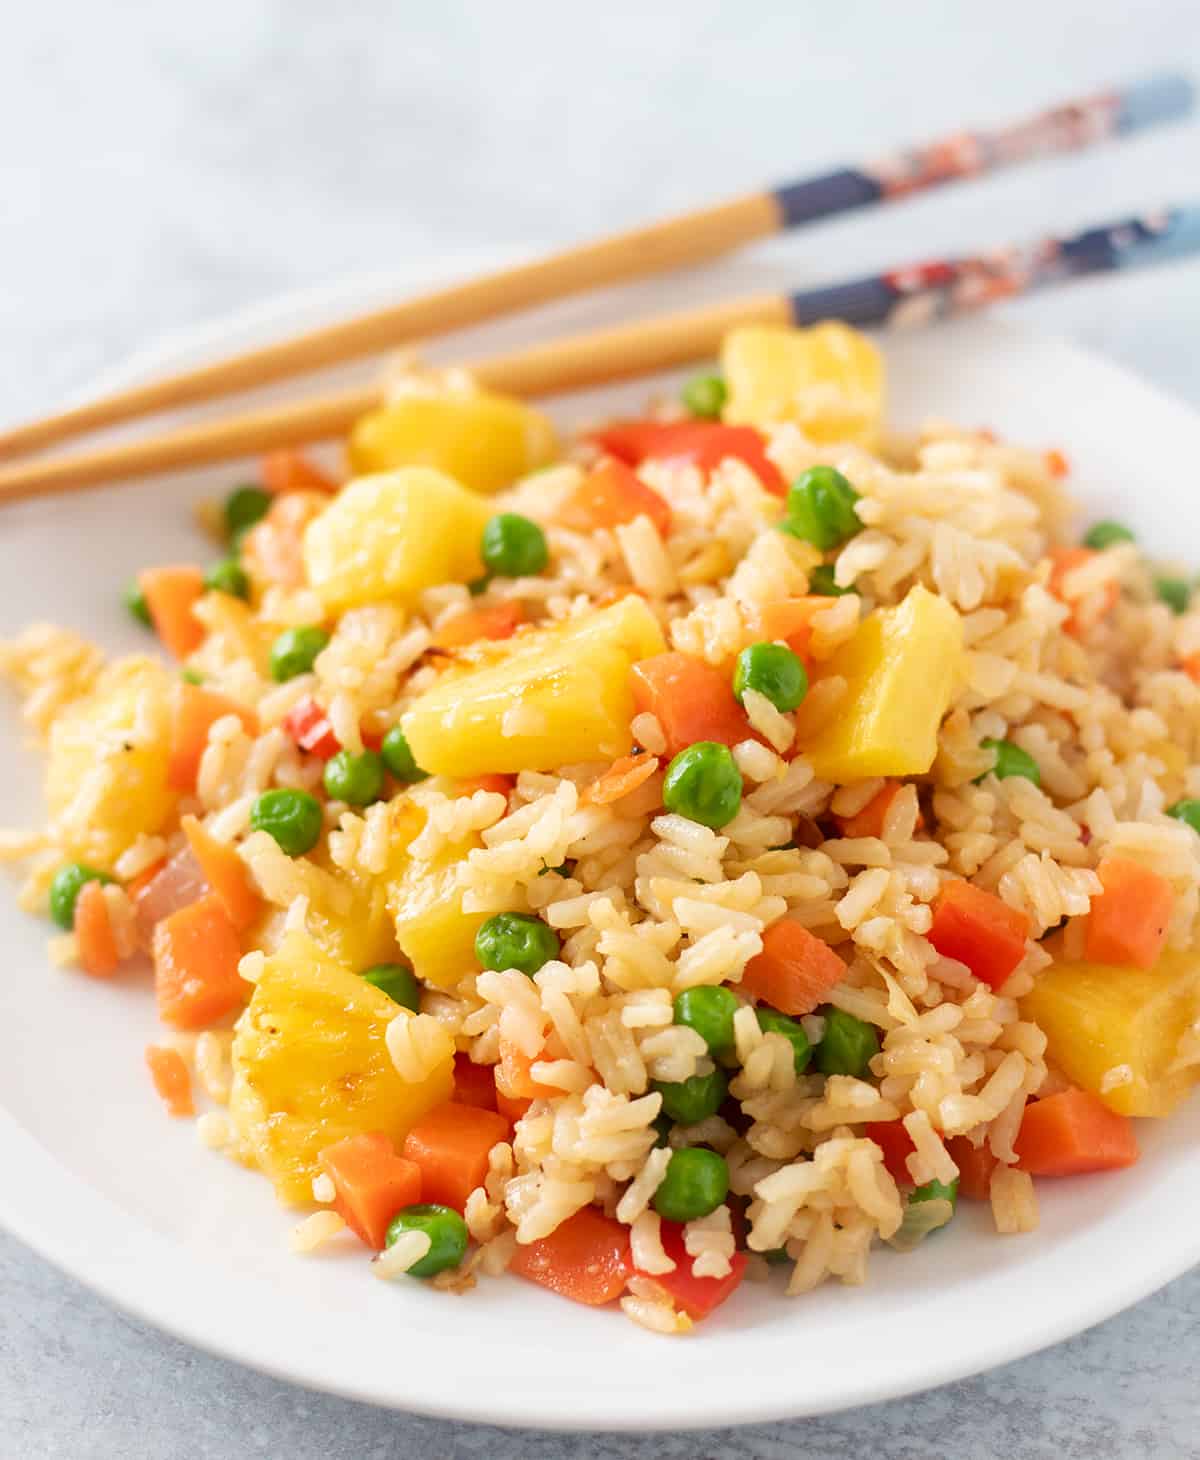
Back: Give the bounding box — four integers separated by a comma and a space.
1, 72, 1196, 504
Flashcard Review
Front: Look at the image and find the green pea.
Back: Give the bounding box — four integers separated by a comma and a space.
1083, 520, 1135, 551
467, 575, 491, 597
1156, 577, 1191, 615
782, 466, 861, 551
911, 1177, 958, 1208
481, 513, 549, 578
204, 558, 250, 600
673, 985, 739, 1054
249, 788, 323, 857
806, 564, 852, 597
978, 737, 1041, 786
475, 912, 560, 976
662, 741, 742, 829
380, 725, 428, 783
123, 579, 152, 628
361, 962, 420, 1011
1167, 799, 1200, 836
48, 863, 113, 931
385, 1204, 469, 1279
180, 667, 205, 685
653, 1066, 728, 1126
224, 484, 272, 540
755, 1007, 811, 1075
814, 1006, 879, 1078
269, 626, 330, 682
323, 749, 385, 806
733, 642, 808, 713
681, 372, 727, 420
653, 1147, 729, 1223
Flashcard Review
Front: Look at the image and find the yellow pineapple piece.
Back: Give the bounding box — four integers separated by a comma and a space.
401, 595, 666, 776
229, 930, 453, 1204
303, 467, 493, 613
348, 391, 558, 495
796, 585, 963, 782
1022, 951, 1200, 1117
45, 657, 178, 870
721, 322, 885, 448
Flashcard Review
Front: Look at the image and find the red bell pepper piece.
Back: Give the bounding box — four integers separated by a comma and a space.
637, 1220, 747, 1320
282, 696, 341, 759
591, 421, 785, 495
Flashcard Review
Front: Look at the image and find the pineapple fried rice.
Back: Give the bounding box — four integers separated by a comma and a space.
4, 320, 1200, 1332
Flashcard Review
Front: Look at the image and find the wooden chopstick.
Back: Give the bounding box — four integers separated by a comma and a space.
0, 72, 1190, 463
2, 202, 1197, 506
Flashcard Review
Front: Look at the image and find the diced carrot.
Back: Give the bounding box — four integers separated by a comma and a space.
945, 1136, 998, 1201
834, 781, 923, 840
495, 1091, 533, 1124
741, 918, 846, 1017
496, 1036, 558, 1102
168, 683, 258, 792
456, 773, 515, 798
402, 1102, 511, 1213
152, 893, 246, 1030
282, 696, 341, 759
866, 1120, 917, 1185
1044, 448, 1070, 479
261, 449, 337, 496
745, 597, 827, 661
181, 815, 261, 931
139, 565, 206, 659
590, 421, 785, 495
74, 879, 120, 978
318, 1131, 422, 1250
630, 652, 752, 759
145, 1044, 195, 1118
1181, 652, 1200, 685
509, 1206, 633, 1306
432, 601, 525, 649
927, 880, 1029, 990
452, 1053, 499, 1111
1047, 546, 1118, 637
582, 751, 660, 807
241, 490, 326, 588
1085, 856, 1174, 969
639, 1220, 747, 1320
1014, 1087, 1139, 1176
560, 458, 673, 536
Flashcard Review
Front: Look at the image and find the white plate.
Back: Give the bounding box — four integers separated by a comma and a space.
2, 255, 1200, 1431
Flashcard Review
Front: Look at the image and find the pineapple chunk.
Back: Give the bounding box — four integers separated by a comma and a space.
229, 930, 453, 1204
303, 467, 493, 613
45, 657, 178, 869
721, 322, 885, 448
797, 586, 963, 782
348, 391, 559, 495
1022, 952, 1200, 1117
401, 596, 666, 776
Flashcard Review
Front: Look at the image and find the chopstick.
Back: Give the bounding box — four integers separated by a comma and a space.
0, 72, 1191, 463
2, 204, 1196, 506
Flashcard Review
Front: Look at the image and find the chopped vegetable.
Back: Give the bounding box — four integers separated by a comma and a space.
138, 565, 206, 658
978, 737, 1041, 785
741, 919, 846, 1017
475, 912, 560, 976
755, 1007, 812, 1074
380, 724, 429, 782
653, 1066, 728, 1125
249, 788, 324, 857
241, 489, 326, 588
319, 1131, 421, 1249
224, 483, 272, 540
782, 465, 861, 551
681, 372, 727, 420
1156, 576, 1191, 615
152, 893, 246, 1029
1167, 798, 1200, 835
653, 1147, 729, 1223
583, 751, 660, 808
806, 564, 852, 597
814, 1006, 879, 1077
945, 1136, 998, 1200
48, 862, 112, 931
74, 878, 120, 977
480, 513, 549, 578
509, 1206, 633, 1305
744, 596, 826, 660
888, 1194, 954, 1250
323, 748, 385, 806
1084, 856, 1173, 969
261, 449, 337, 496
385, 1203, 469, 1277
833, 780, 909, 840
145, 1044, 194, 1117
673, 985, 739, 1053
662, 741, 743, 829
361, 963, 420, 1011
641, 1220, 748, 1319
203, 557, 250, 600
123, 579, 152, 627
401, 1101, 511, 1212
129, 846, 207, 944
911, 1176, 958, 1207
1083, 520, 1135, 550
452, 1053, 498, 1111
181, 814, 261, 930
431, 600, 524, 649
590, 420, 785, 494
269, 625, 330, 682
167, 683, 258, 793
732, 642, 808, 712
927, 880, 1029, 990
1014, 1087, 1139, 1176
866, 1120, 916, 1185
1047, 546, 1118, 636
630, 651, 752, 758
495, 1036, 559, 1103
798, 586, 963, 781
560, 458, 671, 536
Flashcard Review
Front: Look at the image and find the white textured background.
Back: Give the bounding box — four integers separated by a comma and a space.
3, 2, 1200, 1456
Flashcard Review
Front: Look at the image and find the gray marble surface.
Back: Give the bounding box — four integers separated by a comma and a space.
3, 1, 1200, 1455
